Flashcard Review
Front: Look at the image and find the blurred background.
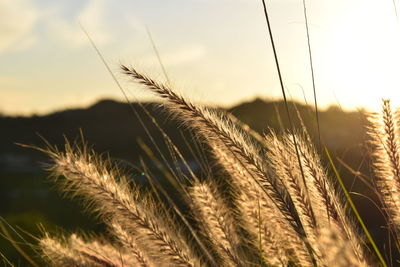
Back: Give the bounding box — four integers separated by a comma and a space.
2, 0, 400, 265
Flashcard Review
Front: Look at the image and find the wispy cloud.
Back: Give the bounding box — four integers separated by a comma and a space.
0, 0, 39, 53
77, 0, 111, 44
46, 0, 112, 47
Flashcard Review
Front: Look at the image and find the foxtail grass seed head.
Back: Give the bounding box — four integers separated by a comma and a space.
33, 67, 394, 266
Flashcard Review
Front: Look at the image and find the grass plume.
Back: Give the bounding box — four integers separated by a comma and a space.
20, 67, 400, 267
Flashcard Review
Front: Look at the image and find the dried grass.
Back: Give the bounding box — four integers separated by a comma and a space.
32, 68, 400, 267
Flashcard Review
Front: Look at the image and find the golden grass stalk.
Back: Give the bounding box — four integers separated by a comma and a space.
265, 133, 319, 247
40, 233, 138, 267
317, 227, 366, 267
40, 235, 87, 267
368, 99, 400, 229
121, 65, 305, 243
211, 140, 313, 266
189, 181, 242, 266
268, 131, 367, 265
294, 132, 332, 227
296, 132, 367, 264
110, 222, 155, 267
237, 191, 295, 266
69, 234, 138, 267
45, 142, 201, 267
210, 141, 287, 265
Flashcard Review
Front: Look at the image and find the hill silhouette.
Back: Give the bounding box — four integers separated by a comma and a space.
1, 98, 367, 167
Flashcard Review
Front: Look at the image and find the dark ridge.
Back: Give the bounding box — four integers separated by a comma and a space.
0, 98, 365, 160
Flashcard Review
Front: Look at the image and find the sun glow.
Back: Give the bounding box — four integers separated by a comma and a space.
316, 0, 400, 112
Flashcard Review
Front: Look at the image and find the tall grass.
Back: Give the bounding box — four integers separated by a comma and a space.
5, 3, 400, 265
23, 65, 400, 266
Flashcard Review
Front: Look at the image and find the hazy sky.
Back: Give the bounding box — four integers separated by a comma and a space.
1, 0, 400, 115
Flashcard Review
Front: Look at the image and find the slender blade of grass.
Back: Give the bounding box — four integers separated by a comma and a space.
0, 250, 14, 267
302, 0, 321, 151
260, 3, 317, 263
0, 219, 40, 267
145, 25, 171, 86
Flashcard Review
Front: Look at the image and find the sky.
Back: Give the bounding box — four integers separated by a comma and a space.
1, 0, 400, 115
